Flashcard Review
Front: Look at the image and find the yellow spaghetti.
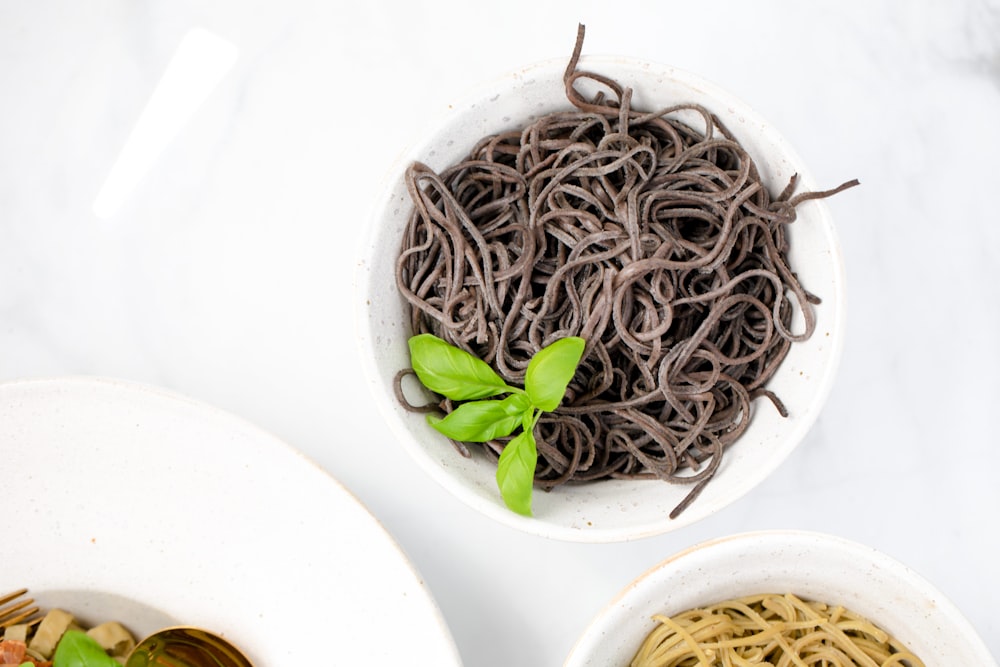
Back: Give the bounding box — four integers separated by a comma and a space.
630, 593, 924, 667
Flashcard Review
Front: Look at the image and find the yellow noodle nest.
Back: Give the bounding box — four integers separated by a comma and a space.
630, 593, 924, 667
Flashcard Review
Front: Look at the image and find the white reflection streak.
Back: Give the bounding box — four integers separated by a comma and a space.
93, 27, 239, 220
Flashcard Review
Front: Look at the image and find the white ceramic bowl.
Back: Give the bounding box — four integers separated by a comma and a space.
564, 530, 997, 666
356, 55, 847, 541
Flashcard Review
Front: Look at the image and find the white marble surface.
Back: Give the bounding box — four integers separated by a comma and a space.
2, 1, 998, 664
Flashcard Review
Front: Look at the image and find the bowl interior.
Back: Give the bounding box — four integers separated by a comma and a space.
563, 531, 997, 666
356, 56, 846, 541
27, 589, 175, 640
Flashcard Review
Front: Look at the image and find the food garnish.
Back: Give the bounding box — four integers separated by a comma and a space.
407, 333, 585, 515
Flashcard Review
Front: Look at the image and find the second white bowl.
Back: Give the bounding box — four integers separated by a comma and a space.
564, 530, 997, 665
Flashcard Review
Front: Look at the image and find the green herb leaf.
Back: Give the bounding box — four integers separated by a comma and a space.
408, 334, 512, 401
495, 418, 538, 516
524, 336, 585, 411
406, 333, 587, 516
52, 630, 119, 667
428, 393, 532, 442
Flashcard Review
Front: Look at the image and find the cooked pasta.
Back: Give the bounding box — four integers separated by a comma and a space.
1, 607, 136, 665
395, 24, 857, 517
630, 593, 924, 667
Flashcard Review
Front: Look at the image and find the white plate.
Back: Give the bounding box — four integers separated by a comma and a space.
0, 377, 461, 665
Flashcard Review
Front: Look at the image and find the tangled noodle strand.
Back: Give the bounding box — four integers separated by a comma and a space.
395, 25, 857, 517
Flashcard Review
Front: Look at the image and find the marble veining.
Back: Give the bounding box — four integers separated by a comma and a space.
1, 1, 998, 665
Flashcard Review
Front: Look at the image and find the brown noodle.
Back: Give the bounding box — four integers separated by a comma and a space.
395, 25, 858, 517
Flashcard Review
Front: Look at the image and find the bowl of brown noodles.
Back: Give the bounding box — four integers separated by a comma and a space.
356, 26, 855, 541
563, 530, 997, 666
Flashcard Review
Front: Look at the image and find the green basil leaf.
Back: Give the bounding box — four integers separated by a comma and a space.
524, 337, 585, 412
495, 425, 537, 516
53, 630, 119, 667
428, 393, 532, 442
408, 334, 511, 401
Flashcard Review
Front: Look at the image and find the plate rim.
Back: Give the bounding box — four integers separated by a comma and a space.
0, 374, 463, 665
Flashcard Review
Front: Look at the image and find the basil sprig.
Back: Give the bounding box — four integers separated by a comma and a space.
408, 333, 586, 516
52, 630, 120, 667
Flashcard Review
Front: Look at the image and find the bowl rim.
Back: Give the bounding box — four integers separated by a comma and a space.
562, 529, 998, 666
354, 53, 848, 542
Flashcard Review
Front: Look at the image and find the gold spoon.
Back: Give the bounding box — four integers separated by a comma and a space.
125, 626, 253, 667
